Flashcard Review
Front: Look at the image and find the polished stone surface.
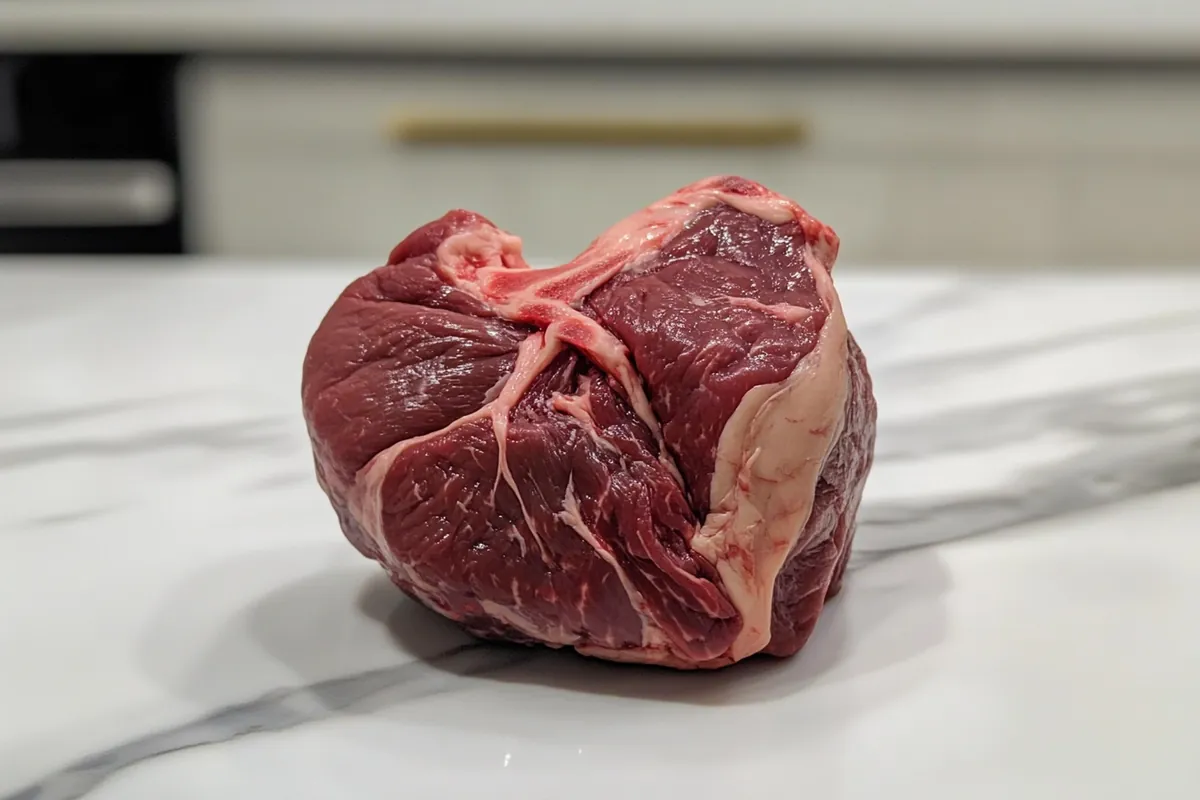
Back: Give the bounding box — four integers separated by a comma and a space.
2, 259, 1199, 799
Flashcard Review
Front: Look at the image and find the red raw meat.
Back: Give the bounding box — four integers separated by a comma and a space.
302, 176, 877, 668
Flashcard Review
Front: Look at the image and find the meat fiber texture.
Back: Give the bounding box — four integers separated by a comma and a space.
302, 176, 877, 669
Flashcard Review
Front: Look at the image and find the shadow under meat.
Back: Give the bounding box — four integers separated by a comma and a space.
133, 536, 949, 718
362, 544, 951, 708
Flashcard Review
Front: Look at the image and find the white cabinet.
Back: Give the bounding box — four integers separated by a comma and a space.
179, 59, 1200, 267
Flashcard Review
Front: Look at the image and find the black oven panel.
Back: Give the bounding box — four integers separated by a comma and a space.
0, 54, 184, 255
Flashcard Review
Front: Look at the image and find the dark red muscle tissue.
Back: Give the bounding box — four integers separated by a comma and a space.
302, 176, 876, 669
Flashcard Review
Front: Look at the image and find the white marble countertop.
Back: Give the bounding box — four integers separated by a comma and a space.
2, 257, 1199, 799
2, 0, 1200, 59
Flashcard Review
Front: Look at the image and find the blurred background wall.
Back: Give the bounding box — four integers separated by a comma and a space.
1, 0, 1198, 268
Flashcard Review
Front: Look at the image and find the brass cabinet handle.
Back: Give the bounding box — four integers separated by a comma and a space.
388, 115, 807, 148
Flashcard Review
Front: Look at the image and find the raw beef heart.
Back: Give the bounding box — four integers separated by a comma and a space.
301, 176, 877, 669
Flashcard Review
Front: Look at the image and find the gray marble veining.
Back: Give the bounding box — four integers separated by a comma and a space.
857, 369, 1200, 551
2, 644, 533, 800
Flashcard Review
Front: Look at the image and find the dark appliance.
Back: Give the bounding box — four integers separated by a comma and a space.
0, 54, 184, 255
